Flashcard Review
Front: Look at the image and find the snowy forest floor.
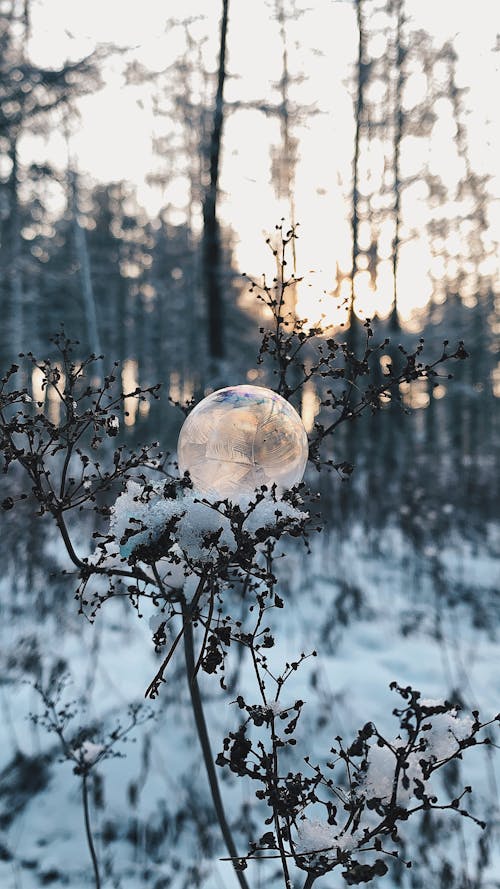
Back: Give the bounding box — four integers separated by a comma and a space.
0, 518, 499, 889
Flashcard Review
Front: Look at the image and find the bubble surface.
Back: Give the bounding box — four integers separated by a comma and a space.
177, 385, 308, 499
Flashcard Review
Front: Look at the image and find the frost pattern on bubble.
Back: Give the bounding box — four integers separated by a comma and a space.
177, 385, 308, 498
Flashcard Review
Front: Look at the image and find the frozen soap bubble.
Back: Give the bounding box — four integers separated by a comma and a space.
177, 385, 308, 499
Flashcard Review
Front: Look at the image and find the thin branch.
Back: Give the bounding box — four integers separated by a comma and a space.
191, 587, 215, 684
182, 596, 250, 889
82, 773, 101, 889
144, 621, 186, 700
144, 572, 207, 698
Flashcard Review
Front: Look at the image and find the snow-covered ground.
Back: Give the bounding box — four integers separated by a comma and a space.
0, 515, 498, 889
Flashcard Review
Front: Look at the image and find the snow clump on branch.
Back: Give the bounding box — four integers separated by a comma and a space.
296, 818, 358, 862
361, 707, 475, 804
108, 480, 308, 563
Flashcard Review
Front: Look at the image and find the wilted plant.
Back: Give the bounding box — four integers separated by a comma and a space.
30, 665, 153, 889
1, 225, 490, 889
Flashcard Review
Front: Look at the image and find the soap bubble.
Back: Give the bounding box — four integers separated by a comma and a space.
177, 385, 308, 499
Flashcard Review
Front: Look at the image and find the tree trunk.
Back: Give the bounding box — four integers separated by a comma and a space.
347, 0, 366, 355
69, 169, 101, 358
275, 0, 297, 240
390, 0, 405, 333
8, 139, 23, 363
203, 0, 230, 363
275, 0, 299, 324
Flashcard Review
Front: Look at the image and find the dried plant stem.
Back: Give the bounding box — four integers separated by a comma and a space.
182, 598, 250, 889
82, 773, 101, 889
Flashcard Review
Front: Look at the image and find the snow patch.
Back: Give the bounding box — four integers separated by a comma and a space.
242, 497, 307, 534
296, 817, 357, 860
421, 711, 474, 762
76, 741, 104, 765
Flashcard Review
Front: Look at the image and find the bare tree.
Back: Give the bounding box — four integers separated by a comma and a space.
69, 168, 102, 359
7, 138, 24, 362
0, 0, 102, 364
271, 0, 299, 238
202, 0, 230, 364
390, 0, 406, 332
347, 0, 367, 354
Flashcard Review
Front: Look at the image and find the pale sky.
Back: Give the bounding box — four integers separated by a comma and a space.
21, 0, 500, 323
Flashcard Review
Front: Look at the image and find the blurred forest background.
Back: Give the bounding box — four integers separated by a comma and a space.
0, 0, 498, 523
0, 1, 499, 888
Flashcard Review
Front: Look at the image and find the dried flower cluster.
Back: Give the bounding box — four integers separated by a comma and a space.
0, 229, 488, 889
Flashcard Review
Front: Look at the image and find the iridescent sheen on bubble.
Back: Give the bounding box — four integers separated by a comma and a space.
177, 385, 308, 498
